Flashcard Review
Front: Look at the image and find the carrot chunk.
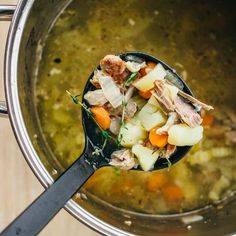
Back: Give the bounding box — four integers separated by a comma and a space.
149, 127, 168, 148
163, 184, 183, 202
146, 172, 168, 191
138, 89, 152, 99
91, 106, 111, 130
140, 62, 157, 76
202, 114, 214, 127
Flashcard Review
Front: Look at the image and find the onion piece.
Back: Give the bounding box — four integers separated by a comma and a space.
124, 86, 136, 102
84, 89, 108, 106
126, 61, 146, 73
98, 75, 123, 108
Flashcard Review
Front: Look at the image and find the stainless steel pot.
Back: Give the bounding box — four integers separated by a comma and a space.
1, 1, 236, 235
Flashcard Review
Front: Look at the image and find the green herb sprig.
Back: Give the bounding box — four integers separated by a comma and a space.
125, 72, 138, 86
164, 157, 172, 171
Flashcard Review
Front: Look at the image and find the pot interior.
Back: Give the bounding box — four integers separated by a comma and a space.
14, 0, 236, 235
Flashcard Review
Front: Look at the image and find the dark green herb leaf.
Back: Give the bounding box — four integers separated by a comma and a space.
102, 130, 110, 139
125, 72, 138, 85
66, 90, 80, 104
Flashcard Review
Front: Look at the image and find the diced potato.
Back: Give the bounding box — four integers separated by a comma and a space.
138, 103, 157, 120
208, 175, 230, 201
129, 115, 142, 126
132, 144, 159, 171
168, 124, 203, 146
165, 84, 179, 101
187, 150, 212, 165
118, 123, 147, 147
130, 95, 146, 110
141, 111, 166, 131
148, 95, 159, 107
138, 103, 166, 131
133, 63, 167, 92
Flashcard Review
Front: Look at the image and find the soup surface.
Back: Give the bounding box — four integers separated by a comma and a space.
36, 0, 236, 214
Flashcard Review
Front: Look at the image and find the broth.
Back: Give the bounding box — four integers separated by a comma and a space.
36, 0, 236, 214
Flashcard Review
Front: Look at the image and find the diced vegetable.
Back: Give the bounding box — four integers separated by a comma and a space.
140, 62, 156, 76
148, 95, 161, 108
91, 106, 111, 130
208, 175, 230, 201
98, 75, 123, 108
138, 103, 166, 131
202, 114, 214, 127
133, 63, 167, 92
168, 124, 203, 146
138, 89, 152, 99
132, 144, 159, 171
165, 84, 179, 101
118, 123, 147, 147
129, 95, 146, 110
162, 184, 183, 202
138, 103, 157, 118
149, 127, 168, 148
125, 61, 146, 73
84, 89, 108, 106
146, 172, 168, 191
142, 112, 166, 131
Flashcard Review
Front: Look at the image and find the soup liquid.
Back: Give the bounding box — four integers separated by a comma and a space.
36, 0, 236, 214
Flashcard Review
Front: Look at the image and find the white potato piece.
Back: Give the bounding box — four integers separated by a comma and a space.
165, 84, 179, 101
168, 124, 203, 146
141, 111, 166, 131
119, 123, 147, 147
138, 103, 157, 120
133, 63, 167, 92
148, 95, 160, 107
132, 144, 159, 171
138, 103, 166, 131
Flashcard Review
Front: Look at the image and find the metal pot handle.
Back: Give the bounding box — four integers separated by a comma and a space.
0, 5, 16, 117
0, 5, 15, 21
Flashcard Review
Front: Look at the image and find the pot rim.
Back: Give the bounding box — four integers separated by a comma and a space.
4, 0, 132, 235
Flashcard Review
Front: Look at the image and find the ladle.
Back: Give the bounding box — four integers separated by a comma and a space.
0, 52, 193, 236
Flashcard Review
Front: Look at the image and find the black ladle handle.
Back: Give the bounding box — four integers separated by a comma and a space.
0, 155, 95, 236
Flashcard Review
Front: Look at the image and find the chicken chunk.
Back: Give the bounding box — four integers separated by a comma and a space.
174, 95, 203, 128
153, 80, 175, 113
109, 149, 136, 170
100, 55, 128, 84
109, 117, 121, 135
178, 89, 214, 111
156, 112, 179, 134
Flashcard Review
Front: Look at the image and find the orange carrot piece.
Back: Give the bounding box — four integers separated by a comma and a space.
91, 106, 111, 130
202, 114, 214, 127
162, 184, 183, 202
140, 62, 157, 76
146, 172, 168, 191
149, 127, 168, 148
138, 89, 152, 99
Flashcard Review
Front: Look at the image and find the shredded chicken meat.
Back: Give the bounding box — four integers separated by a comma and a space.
109, 149, 136, 170
109, 117, 121, 135
156, 112, 179, 134
100, 55, 130, 83
153, 80, 175, 113
174, 95, 203, 128
152, 80, 213, 127
178, 89, 214, 111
